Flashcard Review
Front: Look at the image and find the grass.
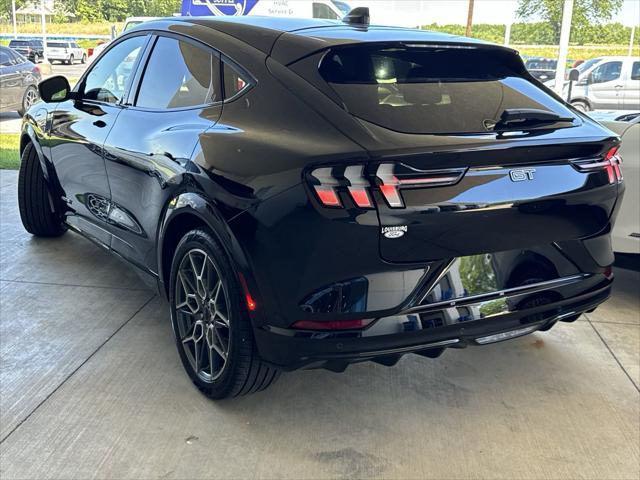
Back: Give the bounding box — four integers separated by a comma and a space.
0, 134, 21, 170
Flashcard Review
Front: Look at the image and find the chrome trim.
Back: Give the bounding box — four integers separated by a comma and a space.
409, 273, 591, 314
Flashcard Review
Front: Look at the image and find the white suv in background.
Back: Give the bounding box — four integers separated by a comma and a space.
568, 56, 640, 111
46, 41, 86, 65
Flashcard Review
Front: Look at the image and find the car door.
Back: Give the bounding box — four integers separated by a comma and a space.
0, 48, 20, 109
102, 33, 222, 273
49, 33, 150, 246
622, 60, 640, 110
587, 60, 623, 109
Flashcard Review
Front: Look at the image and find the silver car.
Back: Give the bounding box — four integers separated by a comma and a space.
567, 56, 640, 112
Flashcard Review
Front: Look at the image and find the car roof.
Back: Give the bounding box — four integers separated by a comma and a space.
134, 16, 502, 64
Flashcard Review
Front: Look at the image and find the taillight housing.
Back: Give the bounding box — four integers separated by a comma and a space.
572, 146, 623, 184
308, 163, 466, 210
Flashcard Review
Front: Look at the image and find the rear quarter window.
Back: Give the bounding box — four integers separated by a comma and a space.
318, 45, 577, 134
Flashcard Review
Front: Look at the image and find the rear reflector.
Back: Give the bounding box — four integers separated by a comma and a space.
292, 319, 373, 330
237, 272, 257, 312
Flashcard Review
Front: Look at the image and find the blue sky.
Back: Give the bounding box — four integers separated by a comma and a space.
349, 0, 640, 27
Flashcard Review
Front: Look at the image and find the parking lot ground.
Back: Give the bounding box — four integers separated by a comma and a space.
0, 169, 638, 480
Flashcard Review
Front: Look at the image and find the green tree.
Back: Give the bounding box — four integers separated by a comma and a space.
516, 0, 624, 43
0, 0, 26, 21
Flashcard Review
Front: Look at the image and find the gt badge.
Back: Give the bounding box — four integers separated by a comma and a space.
509, 168, 536, 182
382, 226, 407, 239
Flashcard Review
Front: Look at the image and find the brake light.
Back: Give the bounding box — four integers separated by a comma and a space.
376, 163, 466, 209
292, 319, 373, 330
309, 163, 467, 210
344, 165, 372, 208
572, 146, 623, 184
32, 66, 40, 74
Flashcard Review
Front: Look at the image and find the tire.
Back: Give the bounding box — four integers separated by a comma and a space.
32, 53, 39, 64
571, 100, 590, 112
169, 228, 280, 399
17, 85, 38, 116
68, 55, 74, 65
18, 143, 67, 237
81, 53, 87, 64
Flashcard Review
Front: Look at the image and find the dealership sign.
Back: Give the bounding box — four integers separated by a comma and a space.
181, 0, 260, 16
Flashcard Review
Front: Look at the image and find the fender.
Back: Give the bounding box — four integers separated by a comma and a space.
20, 112, 68, 216
156, 191, 263, 313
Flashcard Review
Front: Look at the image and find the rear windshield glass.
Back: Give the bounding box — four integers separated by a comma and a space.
9, 40, 29, 46
319, 45, 576, 134
47, 42, 68, 48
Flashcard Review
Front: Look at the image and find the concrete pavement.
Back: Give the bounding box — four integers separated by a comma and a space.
0, 169, 638, 479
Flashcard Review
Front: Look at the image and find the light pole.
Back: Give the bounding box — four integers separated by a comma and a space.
629, 25, 636, 57
11, 0, 17, 39
40, 0, 47, 62
554, 0, 574, 96
465, 0, 475, 37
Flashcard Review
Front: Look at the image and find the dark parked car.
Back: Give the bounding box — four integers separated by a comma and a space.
0, 46, 40, 115
8, 39, 44, 63
18, 13, 623, 399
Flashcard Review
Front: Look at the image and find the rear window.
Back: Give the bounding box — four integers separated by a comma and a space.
9, 40, 29, 47
319, 45, 577, 134
47, 42, 68, 48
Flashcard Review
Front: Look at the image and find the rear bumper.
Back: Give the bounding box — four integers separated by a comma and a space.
254, 272, 612, 371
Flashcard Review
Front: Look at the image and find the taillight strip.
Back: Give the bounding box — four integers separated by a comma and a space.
570, 146, 623, 184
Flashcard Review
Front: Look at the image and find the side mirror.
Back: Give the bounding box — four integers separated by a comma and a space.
568, 68, 580, 82
38, 75, 72, 103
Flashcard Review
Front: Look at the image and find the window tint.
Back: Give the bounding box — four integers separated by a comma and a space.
223, 62, 249, 99
632, 62, 640, 81
313, 3, 339, 19
9, 40, 28, 47
82, 35, 146, 104
318, 45, 576, 134
590, 61, 622, 84
0, 49, 13, 66
47, 42, 68, 48
137, 36, 219, 109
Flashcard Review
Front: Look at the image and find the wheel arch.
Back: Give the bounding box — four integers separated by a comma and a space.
157, 192, 254, 301
570, 96, 593, 110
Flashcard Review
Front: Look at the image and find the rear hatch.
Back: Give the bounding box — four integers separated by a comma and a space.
309, 43, 621, 263
46, 42, 68, 57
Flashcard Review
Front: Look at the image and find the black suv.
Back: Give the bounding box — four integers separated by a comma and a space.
8, 39, 44, 63
18, 13, 623, 398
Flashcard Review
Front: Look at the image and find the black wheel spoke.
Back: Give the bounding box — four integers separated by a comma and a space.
175, 248, 230, 382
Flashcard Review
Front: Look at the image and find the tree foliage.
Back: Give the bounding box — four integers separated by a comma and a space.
49, 0, 181, 22
516, 0, 624, 43
420, 21, 639, 46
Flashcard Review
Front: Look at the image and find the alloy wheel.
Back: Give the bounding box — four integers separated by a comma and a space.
174, 248, 231, 382
23, 87, 38, 111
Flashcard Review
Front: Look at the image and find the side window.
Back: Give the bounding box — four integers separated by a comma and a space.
631, 62, 640, 81
313, 2, 339, 19
590, 61, 622, 84
82, 35, 146, 104
136, 36, 219, 109
223, 61, 249, 99
0, 49, 13, 66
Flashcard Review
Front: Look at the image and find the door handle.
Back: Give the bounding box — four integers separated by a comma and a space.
93, 120, 107, 128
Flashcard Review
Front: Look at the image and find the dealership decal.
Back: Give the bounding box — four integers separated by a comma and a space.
382, 226, 407, 239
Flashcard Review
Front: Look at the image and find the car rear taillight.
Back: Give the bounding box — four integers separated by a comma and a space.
308, 163, 466, 210
375, 163, 466, 208
572, 146, 623, 184
32, 66, 40, 74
